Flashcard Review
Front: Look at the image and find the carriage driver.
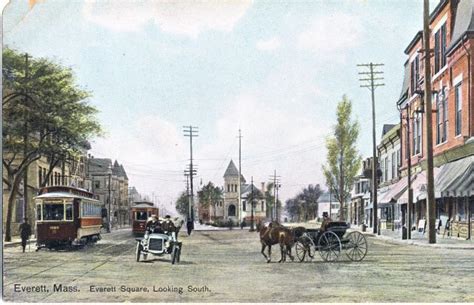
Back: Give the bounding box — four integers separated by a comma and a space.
320, 212, 332, 232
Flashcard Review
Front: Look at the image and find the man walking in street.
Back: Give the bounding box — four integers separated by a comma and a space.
19, 218, 32, 253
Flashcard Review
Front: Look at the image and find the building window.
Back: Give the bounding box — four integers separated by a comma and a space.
434, 23, 447, 74
455, 82, 462, 136
243, 201, 246, 211
436, 89, 448, 144
261, 201, 264, 211
410, 55, 420, 94
391, 152, 397, 179
227, 184, 230, 192
384, 157, 388, 182
413, 114, 422, 155
95, 181, 100, 189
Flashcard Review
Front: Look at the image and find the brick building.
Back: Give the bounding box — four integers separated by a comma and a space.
397, 0, 474, 239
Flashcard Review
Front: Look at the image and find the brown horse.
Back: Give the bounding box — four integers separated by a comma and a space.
259, 222, 296, 263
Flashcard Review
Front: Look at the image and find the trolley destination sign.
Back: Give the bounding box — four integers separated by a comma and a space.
2, 0, 474, 304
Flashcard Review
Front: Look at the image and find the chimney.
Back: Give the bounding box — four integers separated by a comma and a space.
261, 182, 265, 193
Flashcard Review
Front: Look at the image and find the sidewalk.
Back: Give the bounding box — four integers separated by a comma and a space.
350, 224, 474, 250
2, 235, 37, 248
2, 226, 132, 248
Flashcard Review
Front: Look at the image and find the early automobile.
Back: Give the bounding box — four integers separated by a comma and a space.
135, 222, 182, 264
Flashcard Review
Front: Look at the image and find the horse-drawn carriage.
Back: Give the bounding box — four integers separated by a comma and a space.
294, 222, 368, 262
259, 221, 368, 263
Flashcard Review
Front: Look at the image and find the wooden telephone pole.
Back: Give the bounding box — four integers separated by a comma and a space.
358, 63, 385, 234
423, 0, 436, 244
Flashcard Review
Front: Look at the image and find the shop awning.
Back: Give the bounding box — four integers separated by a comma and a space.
378, 178, 408, 205
397, 167, 441, 204
435, 155, 474, 197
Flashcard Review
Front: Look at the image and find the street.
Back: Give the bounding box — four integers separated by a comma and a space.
2, 227, 474, 302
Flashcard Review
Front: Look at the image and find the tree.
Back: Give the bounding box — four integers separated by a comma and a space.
197, 181, 222, 222
264, 182, 275, 220
297, 184, 322, 221
2, 48, 102, 241
285, 198, 299, 222
322, 95, 361, 221
284, 184, 322, 222
175, 191, 189, 217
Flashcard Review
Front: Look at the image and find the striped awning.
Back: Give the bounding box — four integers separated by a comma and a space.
378, 178, 408, 205
435, 155, 474, 197
398, 167, 442, 204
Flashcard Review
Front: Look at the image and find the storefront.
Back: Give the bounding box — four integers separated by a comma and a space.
378, 178, 408, 231
435, 156, 474, 239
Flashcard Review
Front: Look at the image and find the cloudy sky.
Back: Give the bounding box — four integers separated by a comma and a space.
3, 0, 439, 212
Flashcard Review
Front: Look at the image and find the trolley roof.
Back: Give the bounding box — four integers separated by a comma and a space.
131, 201, 156, 208
34, 192, 101, 203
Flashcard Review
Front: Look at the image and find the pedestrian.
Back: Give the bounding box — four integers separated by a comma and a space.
19, 218, 32, 253
228, 218, 233, 230
187, 219, 194, 236
240, 220, 246, 230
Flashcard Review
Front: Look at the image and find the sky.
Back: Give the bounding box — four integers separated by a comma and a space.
3, 0, 440, 213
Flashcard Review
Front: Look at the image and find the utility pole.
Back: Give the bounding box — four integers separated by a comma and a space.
237, 129, 243, 223
184, 165, 197, 219
405, 104, 413, 239
269, 170, 281, 222
423, 0, 436, 244
107, 172, 111, 233
329, 188, 332, 219
250, 176, 255, 232
183, 126, 198, 227
358, 62, 385, 234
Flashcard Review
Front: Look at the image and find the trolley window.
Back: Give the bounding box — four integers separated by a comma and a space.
65, 204, 73, 220
43, 203, 64, 221
81, 201, 101, 217
136, 211, 148, 220
36, 205, 42, 221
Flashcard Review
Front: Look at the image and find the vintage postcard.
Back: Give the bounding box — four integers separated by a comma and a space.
2, 0, 474, 303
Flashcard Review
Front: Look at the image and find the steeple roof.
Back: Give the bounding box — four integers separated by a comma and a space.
224, 160, 239, 177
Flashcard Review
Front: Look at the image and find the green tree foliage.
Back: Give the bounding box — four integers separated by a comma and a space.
285, 184, 322, 222
175, 191, 189, 217
197, 181, 223, 222
322, 95, 361, 221
2, 48, 102, 241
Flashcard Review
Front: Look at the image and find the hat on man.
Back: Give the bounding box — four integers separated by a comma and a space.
322, 212, 329, 217
165, 215, 171, 219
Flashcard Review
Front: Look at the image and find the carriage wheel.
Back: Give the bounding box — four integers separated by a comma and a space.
295, 235, 315, 262
318, 231, 342, 262
171, 245, 178, 265
135, 242, 142, 262
345, 231, 368, 261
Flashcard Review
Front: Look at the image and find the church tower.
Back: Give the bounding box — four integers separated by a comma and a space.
223, 160, 240, 222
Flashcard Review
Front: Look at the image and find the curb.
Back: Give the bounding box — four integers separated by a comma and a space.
372, 235, 474, 250
3, 239, 37, 248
